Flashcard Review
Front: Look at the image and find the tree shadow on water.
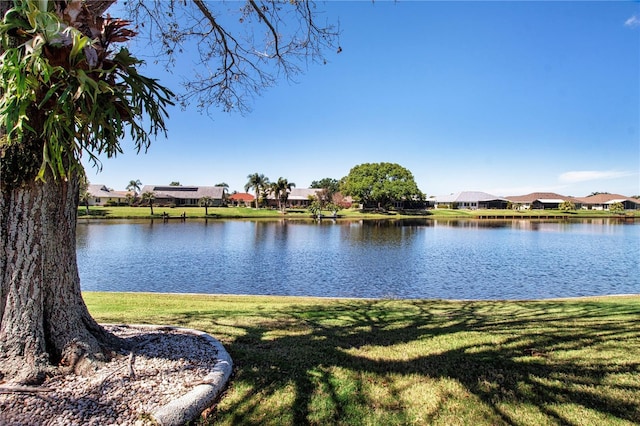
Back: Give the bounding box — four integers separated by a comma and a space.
194, 299, 640, 425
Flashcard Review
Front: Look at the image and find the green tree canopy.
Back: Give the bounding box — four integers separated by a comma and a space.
310, 178, 340, 194
311, 177, 340, 207
341, 162, 423, 209
0, 2, 173, 185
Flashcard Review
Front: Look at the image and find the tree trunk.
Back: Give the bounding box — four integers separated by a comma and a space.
0, 169, 120, 384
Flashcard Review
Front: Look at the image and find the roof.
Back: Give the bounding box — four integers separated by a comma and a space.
574, 193, 636, 204
229, 193, 255, 202
87, 184, 128, 199
288, 188, 321, 201
141, 185, 225, 199
506, 192, 572, 203
432, 191, 507, 203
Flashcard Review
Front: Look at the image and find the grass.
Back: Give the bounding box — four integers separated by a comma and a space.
84, 292, 640, 425
77, 205, 640, 220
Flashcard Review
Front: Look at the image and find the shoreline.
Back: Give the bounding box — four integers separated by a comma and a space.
82, 290, 640, 303
76, 205, 640, 221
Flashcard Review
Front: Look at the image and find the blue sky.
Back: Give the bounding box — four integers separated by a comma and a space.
85, 1, 640, 197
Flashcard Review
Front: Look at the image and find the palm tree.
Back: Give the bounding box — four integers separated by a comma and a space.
245, 173, 270, 209
79, 189, 91, 216
141, 191, 155, 215
269, 181, 282, 210
125, 192, 135, 206
126, 179, 142, 195
79, 173, 91, 215
270, 177, 296, 212
199, 196, 214, 216
215, 182, 230, 205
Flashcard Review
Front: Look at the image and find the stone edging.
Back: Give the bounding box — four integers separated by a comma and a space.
116, 324, 233, 426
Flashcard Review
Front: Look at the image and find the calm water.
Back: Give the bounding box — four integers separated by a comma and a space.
77, 218, 640, 300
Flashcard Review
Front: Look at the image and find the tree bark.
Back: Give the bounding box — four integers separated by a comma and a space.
0, 0, 122, 384
0, 169, 120, 384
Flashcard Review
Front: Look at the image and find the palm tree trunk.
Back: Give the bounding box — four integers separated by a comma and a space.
255, 186, 260, 209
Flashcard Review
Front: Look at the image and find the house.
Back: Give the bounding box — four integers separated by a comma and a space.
265, 188, 322, 208
229, 192, 255, 207
286, 188, 323, 207
140, 185, 226, 207
431, 191, 509, 210
86, 184, 130, 206
505, 192, 577, 210
574, 193, 640, 211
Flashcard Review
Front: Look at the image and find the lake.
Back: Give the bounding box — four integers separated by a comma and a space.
77, 218, 640, 300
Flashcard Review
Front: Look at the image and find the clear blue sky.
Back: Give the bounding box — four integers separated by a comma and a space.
85, 1, 640, 197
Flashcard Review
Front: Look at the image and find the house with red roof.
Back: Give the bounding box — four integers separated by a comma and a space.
229, 192, 255, 207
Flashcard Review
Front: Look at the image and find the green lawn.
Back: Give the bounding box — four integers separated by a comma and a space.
78, 205, 639, 220
84, 292, 640, 425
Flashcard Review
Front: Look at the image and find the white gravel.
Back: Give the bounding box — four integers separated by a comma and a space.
0, 325, 227, 426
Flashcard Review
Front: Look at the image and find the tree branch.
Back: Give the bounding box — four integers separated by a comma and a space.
248, 0, 281, 58
123, 0, 339, 114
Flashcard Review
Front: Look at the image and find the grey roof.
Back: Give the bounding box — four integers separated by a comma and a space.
288, 188, 321, 201
266, 188, 321, 201
141, 185, 225, 200
87, 184, 128, 199
432, 191, 508, 203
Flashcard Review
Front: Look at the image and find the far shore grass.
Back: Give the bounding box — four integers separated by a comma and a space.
84, 292, 640, 425
77, 205, 640, 220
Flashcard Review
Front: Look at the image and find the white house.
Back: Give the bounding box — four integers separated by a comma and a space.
86, 184, 129, 206
431, 191, 509, 210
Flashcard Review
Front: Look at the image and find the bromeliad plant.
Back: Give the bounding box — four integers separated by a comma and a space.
0, 0, 174, 185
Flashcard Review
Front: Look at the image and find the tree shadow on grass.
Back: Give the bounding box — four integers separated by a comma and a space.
175, 299, 640, 425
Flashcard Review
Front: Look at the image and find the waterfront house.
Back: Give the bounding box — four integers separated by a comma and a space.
431, 191, 509, 210
140, 185, 226, 207
229, 192, 255, 207
266, 188, 322, 208
505, 192, 578, 210
574, 193, 640, 211
86, 184, 130, 206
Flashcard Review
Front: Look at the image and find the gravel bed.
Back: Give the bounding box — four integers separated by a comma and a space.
0, 325, 221, 426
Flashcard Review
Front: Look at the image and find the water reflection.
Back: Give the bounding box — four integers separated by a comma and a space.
76, 218, 640, 300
